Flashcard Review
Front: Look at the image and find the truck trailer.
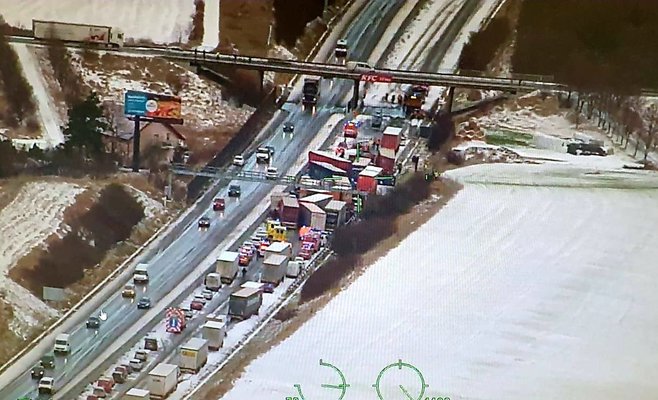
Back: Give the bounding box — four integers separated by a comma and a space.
202, 321, 225, 351
123, 388, 150, 399
299, 202, 327, 231
216, 251, 239, 284
229, 287, 262, 320
32, 19, 125, 47
148, 363, 178, 399
277, 196, 300, 228
264, 241, 293, 260
302, 76, 321, 111
261, 254, 289, 285
179, 338, 208, 373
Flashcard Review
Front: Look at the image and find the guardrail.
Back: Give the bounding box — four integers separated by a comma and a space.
170, 164, 370, 195
183, 247, 333, 399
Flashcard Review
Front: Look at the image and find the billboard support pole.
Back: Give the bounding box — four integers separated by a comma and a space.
132, 116, 141, 172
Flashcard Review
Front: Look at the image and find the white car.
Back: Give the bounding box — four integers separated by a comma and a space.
201, 289, 214, 300
38, 377, 55, 394
233, 155, 245, 167
266, 167, 278, 180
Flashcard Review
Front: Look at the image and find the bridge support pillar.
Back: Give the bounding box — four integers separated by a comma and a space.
131, 116, 141, 172
444, 86, 455, 114
351, 80, 360, 110
258, 70, 264, 94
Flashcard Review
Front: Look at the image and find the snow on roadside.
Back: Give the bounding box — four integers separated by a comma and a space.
219, 161, 658, 400
0, 181, 85, 334
125, 186, 165, 219
423, 0, 502, 110
0, 0, 196, 44
12, 43, 64, 147
364, 0, 460, 107
73, 54, 254, 130
199, 0, 220, 50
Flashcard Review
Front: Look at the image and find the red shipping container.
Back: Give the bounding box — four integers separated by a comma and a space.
381, 127, 402, 151
356, 166, 382, 193
376, 148, 396, 174
308, 150, 352, 173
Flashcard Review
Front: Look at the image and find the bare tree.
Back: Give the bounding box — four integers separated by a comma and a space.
642, 104, 658, 161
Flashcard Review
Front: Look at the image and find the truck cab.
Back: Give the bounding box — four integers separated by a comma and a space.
335, 39, 348, 59
133, 263, 149, 284
302, 76, 322, 109
256, 147, 272, 164
53, 333, 70, 354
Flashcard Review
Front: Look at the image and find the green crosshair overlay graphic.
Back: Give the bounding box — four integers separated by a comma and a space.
294, 359, 350, 400
372, 359, 429, 400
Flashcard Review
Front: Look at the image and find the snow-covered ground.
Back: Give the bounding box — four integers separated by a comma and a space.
73, 53, 254, 130
219, 154, 658, 400
0, 0, 196, 44
0, 182, 84, 335
363, 0, 500, 109
12, 43, 64, 147
422, 0, 502, 110
199, 0, 220, 50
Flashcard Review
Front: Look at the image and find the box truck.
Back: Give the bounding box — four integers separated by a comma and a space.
32, 20, 125, 47
287, 257, 307, 278
202, 321, 225, 351
216, 251, 239, 284
204, 272, 221, 291
148, 363, 178, 399
179, 338, 208, 373
229, 287, 262, 320
278, 196, 300, 228
261, 254, 289, 285
264, 241, 293, 260
124, 388, 150, 399
299, 202, 327, 231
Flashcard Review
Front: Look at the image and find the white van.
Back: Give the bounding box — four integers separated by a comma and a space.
53, 333, 70, 354
133, 263, 149, 284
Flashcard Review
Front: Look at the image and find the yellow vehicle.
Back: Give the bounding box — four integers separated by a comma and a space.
265, 219, 281, 237
270, 226, 288, 242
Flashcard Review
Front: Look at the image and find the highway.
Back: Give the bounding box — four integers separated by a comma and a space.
1, 1, 402, 399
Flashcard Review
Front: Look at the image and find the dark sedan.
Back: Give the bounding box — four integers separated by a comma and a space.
137, 297, 152, 309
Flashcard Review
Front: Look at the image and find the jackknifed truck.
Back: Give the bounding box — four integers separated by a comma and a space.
148, 363, 178, 399
216, 251, 239, 284
229, 287, 262, 320
32, 19, 125, 47
179, 338, 208, 373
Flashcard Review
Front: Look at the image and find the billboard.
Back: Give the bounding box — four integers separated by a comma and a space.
124, 90, 183, 124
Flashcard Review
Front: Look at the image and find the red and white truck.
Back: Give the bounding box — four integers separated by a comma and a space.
32, 19, 125, 47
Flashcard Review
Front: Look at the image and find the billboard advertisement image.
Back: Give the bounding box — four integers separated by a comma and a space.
124, 90, 183, 123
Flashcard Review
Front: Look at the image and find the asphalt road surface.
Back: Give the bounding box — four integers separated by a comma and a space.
3, 1, 403, 399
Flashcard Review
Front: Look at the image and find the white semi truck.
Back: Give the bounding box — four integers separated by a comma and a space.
32, 19, 125, 47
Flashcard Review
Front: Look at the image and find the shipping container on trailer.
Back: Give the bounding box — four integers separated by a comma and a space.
202, 321, 226, 351
299, 202, 327, 231
179, 338, 208, 373
216, 251, 239, 283
261, 254, 289, 285
32, 19, 124, 47
148, 363, 178, 399
229, 287, 262, 320
325, 200, 348, 230
357, 166, 383, 193
299, 193, 334, 209
376, 148, 396, 174
264, 241, 293, 260
381, 126, 403, 151
278, 196, 300, 228
123, 387, 150, 399
307, 161, 347, 180
308, 150, 353, 174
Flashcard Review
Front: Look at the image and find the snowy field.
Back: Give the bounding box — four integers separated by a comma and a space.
0, 0, 196, 44
0, 181, 84, 335
220, 158, 658, 400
